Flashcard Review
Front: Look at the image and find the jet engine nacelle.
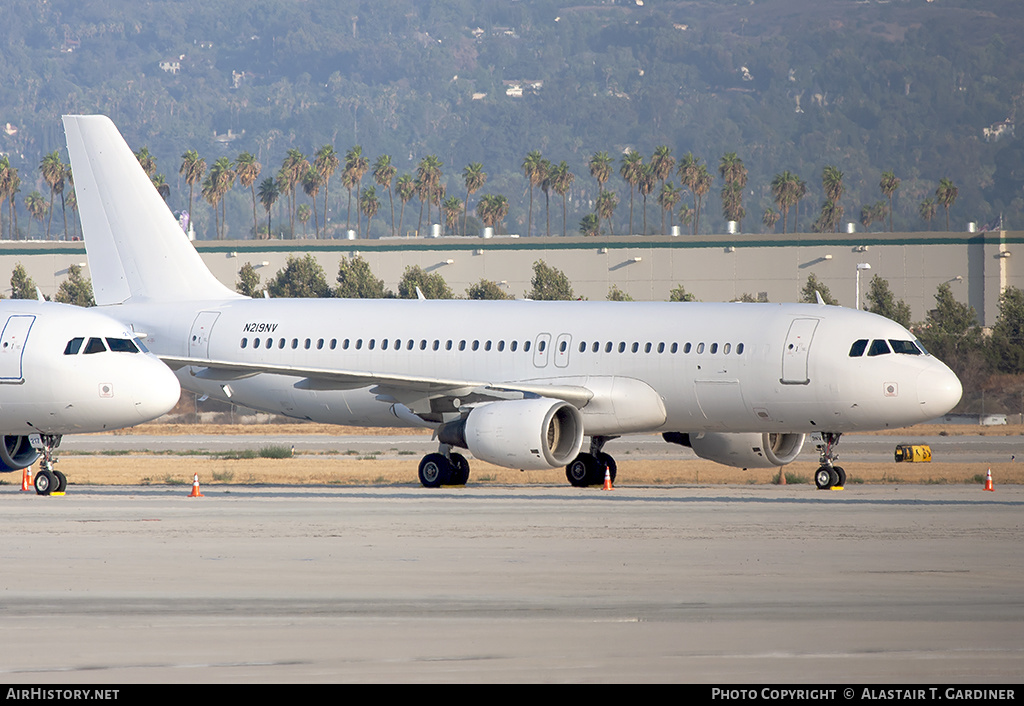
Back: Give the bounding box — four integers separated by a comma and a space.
664, 431, 806, 469
438, 398, 585, 470
0, 435, 40, 472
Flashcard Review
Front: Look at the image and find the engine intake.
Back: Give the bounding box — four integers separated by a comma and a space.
0, 435, 40, 472
439, 398, 584, 470
664, 431, 805, 469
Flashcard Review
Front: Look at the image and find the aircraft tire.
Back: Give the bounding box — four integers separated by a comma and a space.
419, 453, 452, 488
814, 466, 834, 490
449, 453, 470, 485
833, 466, 846, 487
566, 453, 599, 487
34, 469, 54, 496
53, 470, 67, 493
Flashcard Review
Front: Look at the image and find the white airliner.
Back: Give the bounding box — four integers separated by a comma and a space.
0, 299, 181, 494
64, 114, 963, 489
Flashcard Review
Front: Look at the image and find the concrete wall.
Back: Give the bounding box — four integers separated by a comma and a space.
2, 230, 1018, 326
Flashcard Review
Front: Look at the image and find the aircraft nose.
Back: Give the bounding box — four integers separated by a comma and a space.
134, 357, 181, 422
917, 362, 962, 420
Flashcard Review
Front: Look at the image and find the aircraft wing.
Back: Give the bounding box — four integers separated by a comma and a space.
159, 355, 594, 407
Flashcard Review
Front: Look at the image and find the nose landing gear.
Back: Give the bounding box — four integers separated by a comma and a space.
31, 434, 66, 496
814, 432, 845, 490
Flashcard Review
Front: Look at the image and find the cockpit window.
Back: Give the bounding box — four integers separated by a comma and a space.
134, 338, 150, 353
889, 339, 922, 355
849, 339, 868, 357
867, 339, 891, 356
84, 337, 107, 354
106, 337, 141, 353
64, 337, 84, 355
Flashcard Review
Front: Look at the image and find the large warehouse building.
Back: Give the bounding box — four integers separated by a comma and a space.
2, 229, 1018, 326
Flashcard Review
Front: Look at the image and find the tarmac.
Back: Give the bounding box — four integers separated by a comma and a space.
1, 483, 1022, 683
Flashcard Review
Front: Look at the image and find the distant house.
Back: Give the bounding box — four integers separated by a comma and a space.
983, 120, 1014, 143
159, 60, 181, 74
503, 79, 543, 98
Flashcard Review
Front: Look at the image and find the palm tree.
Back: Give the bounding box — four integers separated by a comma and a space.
620, 150, 643, 234
522, 150, 545, 237
595, 190, 618, 235
718, 152, 747, 230
134, 147, 157, 178
936, 178, 958, 230
638, 164, 656, 235
211, 156, 235, 239
539, 159, 553, 237
3, 164, 20, 240
372, 154, 396, 236
821, 165, 844, 232
588, 152, 613, 195
235, 152, 261, 238
395, 173, 414, 236
179, 150, 206, 229
770, 171, 800, 234
415, 154, 442, 235
549, 161, 574, 237
650, 146, 675, 190
360, 186, 380, 237
879, 170, 900, 232
461, 162, 486, 237
25, 191, 46, 239
762, 207, 780, 233
579, 213, 600, 237
301, 166, 324, 238
40, 151, 64, 240
314, 145, 339, 235
678, 153, 711, 235
476, 194, 509, 232
0, 156, 10, 239
919, 197, 937, 227
658, 182, 681, 233
281, 149, 309, 238
441, 195, 463, 236
152, 174, 170, 202
257, 177, 279, 238
297, 203, 312, 237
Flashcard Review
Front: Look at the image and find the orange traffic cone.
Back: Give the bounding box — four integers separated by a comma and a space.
602, 466, 613, 491
21, 466, 32, 491
984, 468, 994, 491
189, 473, 204, 497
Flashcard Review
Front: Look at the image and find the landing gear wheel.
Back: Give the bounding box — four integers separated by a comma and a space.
566, 453, 602, 487
596, 452, 617, 484
418, 453, 451, 488
833, 466, 846, 488
815, 466, 834, 490
34, 469, 55, 496
53, 470, 67, 493
449, 453, 470, 486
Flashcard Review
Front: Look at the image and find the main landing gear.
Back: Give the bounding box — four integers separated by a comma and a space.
565, 436, 618, 487
814, 432, 846, 490
32, 434, 67, 496
418, 444, 470, 488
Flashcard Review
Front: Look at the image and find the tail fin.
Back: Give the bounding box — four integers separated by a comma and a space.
63, 115, 240, 305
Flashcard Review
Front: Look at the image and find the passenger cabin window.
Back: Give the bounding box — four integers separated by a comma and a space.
64, 337, 84, 355
849, 339, 868, 357
867, 339, 891, 356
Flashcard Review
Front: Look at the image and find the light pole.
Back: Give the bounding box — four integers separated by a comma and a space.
855, 263, 871, 310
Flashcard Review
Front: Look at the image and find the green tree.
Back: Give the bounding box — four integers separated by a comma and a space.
620, 150, 643, 234
257, 177, 280, 238
53, 264, 94, 307
335, 255, 388, 298
588, 151, 612, 194
476, 194, 509, 232
595, 190, 618, 236
920, 197, 937, 226
579, 212, 600, 237
315, 145, 340, 234
668, 284, 696, 302
800, 273, 838, 306
527, 260, 575, 300
762, 207, 780, 233
441, 195, 462, 236
718, 152, 747, 230
466, 279, 512, 300
549, 161, 574, 237
864, 275, 911, 327
301, 166, 323, 237
658, 182, 681, 233
24, 191, 46, 238
607, 284, 633, 301
360, 186, 381, 236
398, 265, 453, 299
10, 263, 37, 299
267, 254, 331, 298
236, 262, 262, 297
40, 151, 65, 240
916, 283, 983, 385
987, 286, 1024, 373
296, 203, 312, 237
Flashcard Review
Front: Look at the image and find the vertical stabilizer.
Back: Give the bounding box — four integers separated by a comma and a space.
63, 115, 240, 305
